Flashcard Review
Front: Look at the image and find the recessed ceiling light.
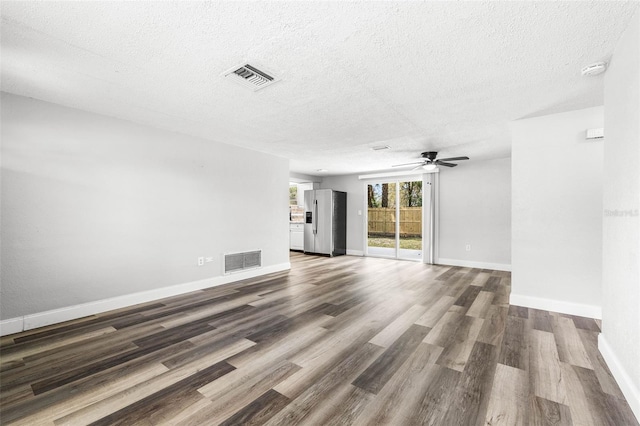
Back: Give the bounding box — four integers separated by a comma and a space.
316, 169, 328, 172
371, 145, 391, 151
581, 62, 607, 76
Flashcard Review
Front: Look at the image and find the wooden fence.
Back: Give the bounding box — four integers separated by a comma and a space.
368, 207, 422, 237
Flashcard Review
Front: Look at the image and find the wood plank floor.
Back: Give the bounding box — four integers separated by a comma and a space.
1, 252, 637, 425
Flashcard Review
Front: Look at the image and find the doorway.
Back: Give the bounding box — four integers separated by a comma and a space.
366, 180, 423, 261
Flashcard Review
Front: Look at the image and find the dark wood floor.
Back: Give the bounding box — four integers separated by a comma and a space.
1, 252, 637, 425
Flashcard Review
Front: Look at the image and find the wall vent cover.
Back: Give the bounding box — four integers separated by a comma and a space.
222, 64, 279, 91
224, 250, 262, 274
586, 128, 604, 140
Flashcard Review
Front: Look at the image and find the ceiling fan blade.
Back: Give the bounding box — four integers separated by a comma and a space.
437, 156, 469, 162
392, 161, 424, 167
411, 164, 425, 171
435, 161, 458, 167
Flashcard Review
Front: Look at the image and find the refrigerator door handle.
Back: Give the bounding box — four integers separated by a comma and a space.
314, 200, 318, 235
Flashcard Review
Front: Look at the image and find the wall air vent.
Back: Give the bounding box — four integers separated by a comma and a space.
222, 63, 279, 91
224, 250, 262, 274
586, 128, 604, 140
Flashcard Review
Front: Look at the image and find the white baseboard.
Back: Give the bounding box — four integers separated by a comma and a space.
437, 258, 511, 272
0, 317, 24, 336
346, 250, 364, 256
598, 334, 640, 423
509, 293, 602, 319
0, 262, 291, 337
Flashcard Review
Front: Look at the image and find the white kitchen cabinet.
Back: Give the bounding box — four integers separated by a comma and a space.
290, 223, 304, 250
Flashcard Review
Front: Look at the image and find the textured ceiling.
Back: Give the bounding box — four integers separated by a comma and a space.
1, 1, 638, 175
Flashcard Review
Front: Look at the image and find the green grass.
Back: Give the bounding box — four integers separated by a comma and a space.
368, 236, 422, 250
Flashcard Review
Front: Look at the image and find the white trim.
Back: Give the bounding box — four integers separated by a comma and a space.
346, 249, 364, 256
598, 334, 640, 423
509, 293, 601, 319
362, 181, 368, 257
358, 169, 439, 180
437, 258, 511, 272
425, 172, 439, 265
0, 262, 291, 337
365, 253, 397, 260
0, 317, 24, 336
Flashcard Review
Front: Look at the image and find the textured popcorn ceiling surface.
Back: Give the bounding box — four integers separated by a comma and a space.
1, 1, 638, 175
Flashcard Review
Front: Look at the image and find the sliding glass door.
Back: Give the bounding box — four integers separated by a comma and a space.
367, 182, 397, 258
398, 181, 422, 261
366, 180, 422, 261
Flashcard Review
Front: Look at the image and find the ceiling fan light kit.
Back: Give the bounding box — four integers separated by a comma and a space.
423, 163, 437, 171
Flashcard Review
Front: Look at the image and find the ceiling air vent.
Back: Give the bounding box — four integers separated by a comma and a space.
222, 63, 279, 91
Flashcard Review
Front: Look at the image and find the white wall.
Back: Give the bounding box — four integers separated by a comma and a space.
439, 157, 511, 270
0, 93, 290, 330
601, 9, 640, 419
511, 106, 604, 318
322, 159, 511, 268
289, 172, 322, 184
320, 174, 366, 255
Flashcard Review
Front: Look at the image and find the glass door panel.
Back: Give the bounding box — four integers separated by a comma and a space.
398, 181, 423, 261
367, 182, 397, 258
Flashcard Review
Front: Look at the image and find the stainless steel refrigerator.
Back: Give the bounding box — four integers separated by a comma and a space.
304, 189, 347, 256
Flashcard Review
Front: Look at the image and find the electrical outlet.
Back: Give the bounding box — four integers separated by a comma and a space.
197, 257, 204, 266
465, 244, 471, 251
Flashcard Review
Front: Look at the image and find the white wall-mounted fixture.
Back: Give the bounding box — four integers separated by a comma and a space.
581, 62, 607, 76
586, 128, 604, 140
222, 63, 280, 91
